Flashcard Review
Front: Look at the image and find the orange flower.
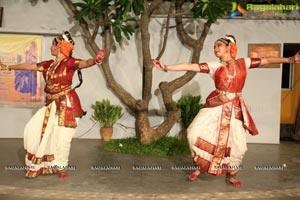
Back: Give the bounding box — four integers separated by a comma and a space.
60, 40, 74, 57
230, 43, 238, 58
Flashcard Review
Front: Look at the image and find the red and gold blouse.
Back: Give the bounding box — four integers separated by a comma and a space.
37, 57, 84, 127
198, 58, 261, 135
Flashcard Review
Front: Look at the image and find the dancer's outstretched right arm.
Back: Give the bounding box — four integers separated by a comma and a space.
0, 62, 37, 71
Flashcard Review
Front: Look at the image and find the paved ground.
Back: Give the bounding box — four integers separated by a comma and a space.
0, 139, 300, 200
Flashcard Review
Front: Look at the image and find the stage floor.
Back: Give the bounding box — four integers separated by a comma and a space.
0, 139, 300, 200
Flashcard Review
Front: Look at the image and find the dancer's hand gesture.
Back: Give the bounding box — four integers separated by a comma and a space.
151, 59, 167, 72
95, 49, 106, 64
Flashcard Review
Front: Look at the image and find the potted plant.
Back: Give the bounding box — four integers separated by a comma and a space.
91, 99, 123, 141
176, 94, 203, 140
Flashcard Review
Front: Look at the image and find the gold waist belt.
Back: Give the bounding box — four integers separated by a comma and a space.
215, 89, 242, 99
46, 87, 71, 100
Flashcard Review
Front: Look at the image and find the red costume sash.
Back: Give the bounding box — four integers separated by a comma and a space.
204, 58, 258, 136
204, 91, 258, 136
37, 58, 84, 128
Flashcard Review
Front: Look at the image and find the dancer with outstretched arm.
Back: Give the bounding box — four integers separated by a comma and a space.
0, 31, 105, 179
152, 34, 299, 186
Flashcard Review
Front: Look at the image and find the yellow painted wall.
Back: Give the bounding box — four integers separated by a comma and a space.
281, 63, 300, 124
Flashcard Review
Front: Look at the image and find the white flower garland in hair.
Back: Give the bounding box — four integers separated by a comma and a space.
225, 36, 235, 44
62, 34, 70, 43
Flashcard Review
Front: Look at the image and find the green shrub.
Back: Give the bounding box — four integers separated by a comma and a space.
176, 94, 203, 129
91, 99, 123, 128
101, 137, 190, 156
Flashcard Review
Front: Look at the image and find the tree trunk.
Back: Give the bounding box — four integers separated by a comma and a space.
160, 0, 212, 111
59, 0, 210, 144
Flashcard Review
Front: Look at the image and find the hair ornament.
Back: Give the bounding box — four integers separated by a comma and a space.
62, 34, 69, 42
225, 36, 235, 44
60, 31, 74, 57
62, 31, 74, 45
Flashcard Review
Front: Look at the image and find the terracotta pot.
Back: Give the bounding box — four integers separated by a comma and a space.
100, 127, 113, 141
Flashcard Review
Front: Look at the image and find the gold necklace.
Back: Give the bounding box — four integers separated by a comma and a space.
46, 60, 62, 82
221, 60, 236, 83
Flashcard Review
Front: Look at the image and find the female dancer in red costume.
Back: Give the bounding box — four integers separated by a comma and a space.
0, 31, 105, 179
152, 35, 299, 186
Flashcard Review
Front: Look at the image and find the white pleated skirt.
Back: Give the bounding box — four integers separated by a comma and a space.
187, 105, 247, 175
24, 101, 77, 177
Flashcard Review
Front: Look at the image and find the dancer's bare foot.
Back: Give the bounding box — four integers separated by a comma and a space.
188, 170, 200, 181
225, 174, 242, 187
59, 171, 69, 179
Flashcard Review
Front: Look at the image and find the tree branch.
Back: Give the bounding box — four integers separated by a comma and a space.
156, 1, 212, 131
141, 0, 163, 102
149, 0, 164, 16
156, 6, 172, 60
175, 0, 197, 48
91, 20, 101, 41
196, 20, 212, 48
60, 0, 138, 112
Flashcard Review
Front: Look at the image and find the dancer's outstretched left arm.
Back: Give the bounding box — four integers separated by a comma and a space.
78, 49, 106, 69
260, 51, 299, 67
